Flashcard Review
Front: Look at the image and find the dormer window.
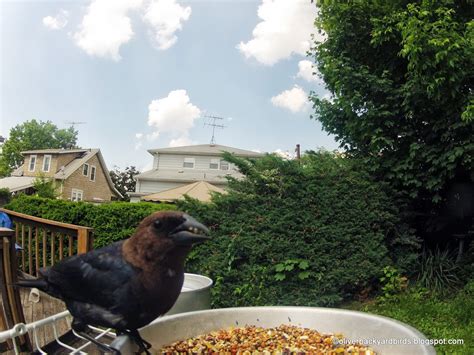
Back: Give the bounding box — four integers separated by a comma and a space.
42, 155, 52, 172
183, 157, 195, 169
220, 160, 229, 171
28, 155, 37, 172
209, 158, 219, 169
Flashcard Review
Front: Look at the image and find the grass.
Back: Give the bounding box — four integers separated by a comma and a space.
343, 282, 474, 355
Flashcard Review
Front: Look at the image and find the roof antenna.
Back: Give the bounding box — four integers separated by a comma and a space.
202, 115, 226, 145
65, 121, 87, 129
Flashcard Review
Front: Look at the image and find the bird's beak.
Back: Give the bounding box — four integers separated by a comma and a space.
170, 214, 210, 246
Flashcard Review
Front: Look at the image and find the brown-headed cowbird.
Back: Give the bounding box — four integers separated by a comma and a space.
17, 211, 209, 354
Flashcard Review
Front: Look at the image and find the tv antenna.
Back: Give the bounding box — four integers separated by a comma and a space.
203, 115, 226, 145
65, 121, 87, 129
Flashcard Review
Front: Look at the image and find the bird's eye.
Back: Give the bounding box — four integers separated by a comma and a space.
153, 220, 162, 229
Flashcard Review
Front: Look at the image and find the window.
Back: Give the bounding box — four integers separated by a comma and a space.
71, 189, 83, 201
42, 155, 52, 172
90, 165, 96, 181
183, 157, 195, 169
209, 158, 219, 169
28, 155, 37, 172
83, 164, 89, 176
220, 160, 229, 171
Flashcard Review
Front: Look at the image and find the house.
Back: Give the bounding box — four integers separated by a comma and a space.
0, 148, 121, 201
129, 144, 264, 202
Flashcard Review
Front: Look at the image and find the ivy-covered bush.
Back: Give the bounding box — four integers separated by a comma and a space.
4, 196, 174, 247
178, 152, 420, 308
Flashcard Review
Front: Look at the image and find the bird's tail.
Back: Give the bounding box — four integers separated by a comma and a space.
16, 278, 49, 292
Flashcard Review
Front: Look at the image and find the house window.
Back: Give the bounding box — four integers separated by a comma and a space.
83, 164, 89, 176
90, 165, 96, 181
220, 160, 229, 171
71, 189, 83, 201
209, 158, 219, 169
183, 157, 195, 169
28, 155, 37, 172
42, 155, 52, 172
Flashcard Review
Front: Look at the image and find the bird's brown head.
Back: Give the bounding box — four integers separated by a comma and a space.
123, 211, 210, 267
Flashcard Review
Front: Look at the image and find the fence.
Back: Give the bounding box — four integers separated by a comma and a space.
0, 209, 94, 352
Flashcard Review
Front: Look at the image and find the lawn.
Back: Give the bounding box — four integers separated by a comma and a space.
343, 283, 474, 355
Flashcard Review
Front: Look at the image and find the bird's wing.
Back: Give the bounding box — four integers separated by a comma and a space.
44, 242, 139, 310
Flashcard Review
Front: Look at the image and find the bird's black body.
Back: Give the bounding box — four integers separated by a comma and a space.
16, 211, 209, 353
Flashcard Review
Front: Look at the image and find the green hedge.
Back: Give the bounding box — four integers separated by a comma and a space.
5, 196, 175, 248
177, 152, 420, 308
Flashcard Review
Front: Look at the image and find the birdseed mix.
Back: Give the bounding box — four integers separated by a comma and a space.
160, 324, 377, 354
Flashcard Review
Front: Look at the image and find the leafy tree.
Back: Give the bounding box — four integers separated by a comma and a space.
0, 120, 78, 176
310, 0, 473, 209
33, 174, 59, 199
109, 166, 140, 201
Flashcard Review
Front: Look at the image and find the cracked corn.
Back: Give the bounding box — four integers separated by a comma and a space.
160, 324, 376, 354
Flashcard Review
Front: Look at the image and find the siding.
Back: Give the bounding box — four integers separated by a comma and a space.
61, 154, 115, 201
156, 153, 236, 172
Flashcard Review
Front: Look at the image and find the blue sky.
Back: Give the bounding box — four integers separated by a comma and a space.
0, 0, 337, 171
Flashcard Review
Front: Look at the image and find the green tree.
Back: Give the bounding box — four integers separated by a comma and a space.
310, 0, 473, 208
109, 166, 140, 201
0, 120, 78, 176
33, 174, 59, 199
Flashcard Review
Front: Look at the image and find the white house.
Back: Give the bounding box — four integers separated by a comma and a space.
129, 144, 263, 202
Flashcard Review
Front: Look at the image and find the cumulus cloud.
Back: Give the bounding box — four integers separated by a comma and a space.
73, 0, 143, 61
169, 135, 193, 147
271, 85, 309, 113
296, 60, 322, 83
274, 148, 294, 160
43, 10, 69, 30
143, 0, 191, 50
237, 0, 321, 65
147, 89, 201, 145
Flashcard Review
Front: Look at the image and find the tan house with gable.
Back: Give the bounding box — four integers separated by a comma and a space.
0, 148, 121, 202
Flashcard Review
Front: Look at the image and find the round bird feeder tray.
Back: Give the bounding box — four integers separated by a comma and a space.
111, 306, 436, 354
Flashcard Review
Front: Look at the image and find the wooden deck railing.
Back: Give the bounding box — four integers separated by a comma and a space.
0, 209, 94, 352
0, 208, 93, 277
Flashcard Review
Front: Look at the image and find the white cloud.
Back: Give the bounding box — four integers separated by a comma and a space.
237, 0, 321, 65
271, 85, 309, 113
147, 89, 201, 145
169, 135, 193, 147
143, 0, 191, 50
296, 60, 323, 83
135, 133, 143, 139
73, 0, 143, 61
43, 10, 69, 30
274, 148, 294, 160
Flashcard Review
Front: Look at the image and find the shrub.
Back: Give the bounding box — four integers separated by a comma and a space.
416, 248, 462, 294
4, 195, 175, 247
178, 152, 420, 307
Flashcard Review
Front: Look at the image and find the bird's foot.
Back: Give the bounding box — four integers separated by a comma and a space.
126, 329, 152, 354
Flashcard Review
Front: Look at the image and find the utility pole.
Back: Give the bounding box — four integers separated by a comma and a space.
203, 115, 226, 145
295, 144, 301, 160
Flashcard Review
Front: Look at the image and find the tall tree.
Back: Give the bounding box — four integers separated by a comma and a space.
0, 120, 78, 176
109, 166, 140, 201
310, 0, 473, 211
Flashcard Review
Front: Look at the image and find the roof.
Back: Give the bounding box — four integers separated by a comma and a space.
141, 181, 226, 203
53, 149, 122, 198
136, 169, 236, 183
0, 176, 36, 192
21, 149, 89, 155
147, 144, 264, 157
14, 148, 122, 198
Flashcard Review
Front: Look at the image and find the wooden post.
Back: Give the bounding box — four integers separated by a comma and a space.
0, 228, 32, 351
77, 228, 91, 254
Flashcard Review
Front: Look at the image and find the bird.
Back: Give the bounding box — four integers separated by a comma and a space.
16, 211, 210, 354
